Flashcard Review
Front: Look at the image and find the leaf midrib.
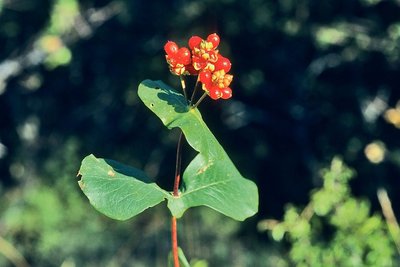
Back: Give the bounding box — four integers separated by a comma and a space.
180, 178, 233, 197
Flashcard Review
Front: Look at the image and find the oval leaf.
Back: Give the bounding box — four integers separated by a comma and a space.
78, 154, 169, 220
138, 80, 258, 221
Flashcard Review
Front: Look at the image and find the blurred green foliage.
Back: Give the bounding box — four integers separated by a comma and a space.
262, 158, 398, 266
1, 0, 400, 266
38, 0, 78, 68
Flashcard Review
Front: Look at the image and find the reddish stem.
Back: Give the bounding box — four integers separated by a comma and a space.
173, 131, 184, 196
171, 216, 180, 267
171, 131, 184, 267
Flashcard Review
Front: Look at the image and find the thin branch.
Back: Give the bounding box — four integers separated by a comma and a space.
0, 235, 30, 267
192, 92, 207, 109
300, 203, 314, 221
377, 188, 400, 254
189, 77, 200, 106
257, 219, 280, 232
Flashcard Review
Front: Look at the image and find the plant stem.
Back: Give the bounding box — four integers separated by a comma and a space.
189, 77, 200, 106
171, 130, 184, 267
192, 92, 207, 109
171, 216, 180, 267
173, 131, 184, 196
180, 76, 187, 100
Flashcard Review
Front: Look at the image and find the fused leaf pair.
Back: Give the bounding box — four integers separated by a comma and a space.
78, 80, 258, 221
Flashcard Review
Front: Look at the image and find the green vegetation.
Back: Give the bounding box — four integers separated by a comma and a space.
260, 158, 399, 266
2, 0, 400, 266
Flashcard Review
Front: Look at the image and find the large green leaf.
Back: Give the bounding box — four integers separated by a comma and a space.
138, 79, 258, 221
78, 155, 169, 220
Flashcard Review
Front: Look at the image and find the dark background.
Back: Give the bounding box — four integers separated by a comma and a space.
1, 0, 400, 266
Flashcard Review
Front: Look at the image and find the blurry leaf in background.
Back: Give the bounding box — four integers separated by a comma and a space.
39, 35, 72, 69
36, 0, 79, 68
46, 0, 78, 35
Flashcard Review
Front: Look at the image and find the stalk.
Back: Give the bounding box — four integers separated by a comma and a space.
192, 92, 207, 109
171, 217, 180, 267
189, 77, 200, 106
171, 128, 184, 267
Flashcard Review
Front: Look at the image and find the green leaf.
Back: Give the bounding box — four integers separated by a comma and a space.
78, 155, 169, 220
138, 79, 258, 221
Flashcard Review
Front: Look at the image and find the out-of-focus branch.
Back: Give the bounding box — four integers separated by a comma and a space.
0, 1, 123, 94
377, 188, 400, 254
0, 235, 30, 267
257, 203, 315, 232
73, 1, 123, 39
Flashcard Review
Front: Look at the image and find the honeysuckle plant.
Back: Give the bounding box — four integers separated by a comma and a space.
77, 33, 259, 266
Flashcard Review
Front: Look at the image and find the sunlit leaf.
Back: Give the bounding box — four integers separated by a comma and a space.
78, 155, 169, 220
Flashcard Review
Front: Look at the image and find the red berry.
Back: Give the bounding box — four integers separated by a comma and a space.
208, 84, 222, 99
177, 47, 191, 65
221, 87, 232, 99
215, 56, 231, 72
199, 71, 212, 85
164, 41, 178, 55
192, 56, 207, 70
207, 33, 220, 48
166, 55, 177, 66
209, 87, 222, 100
188, 36, 202, 50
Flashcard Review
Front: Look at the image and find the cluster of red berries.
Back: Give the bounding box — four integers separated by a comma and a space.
164, 33, 233, 100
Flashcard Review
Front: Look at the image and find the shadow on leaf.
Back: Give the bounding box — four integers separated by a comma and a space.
104, 158, 152, 183
157, 91, 189, 113
140, 79, 188, 113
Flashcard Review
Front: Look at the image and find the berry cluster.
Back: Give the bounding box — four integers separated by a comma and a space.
164, 33, 233, 100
